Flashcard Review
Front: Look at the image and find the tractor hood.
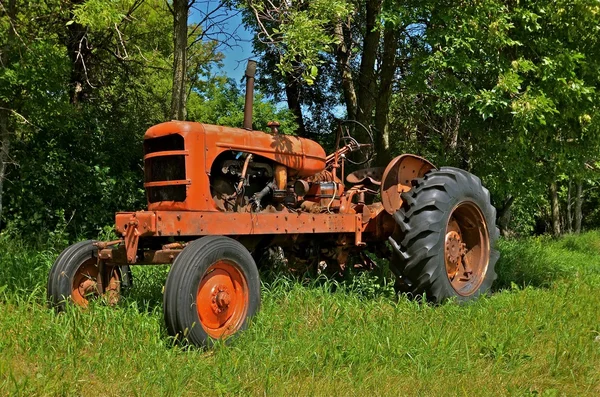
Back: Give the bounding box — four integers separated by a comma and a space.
145, 121, 327, 178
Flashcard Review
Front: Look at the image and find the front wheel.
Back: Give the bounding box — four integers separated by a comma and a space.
47, 240, 122, 310
163, 236, 261, 347
389, 167, 499, 303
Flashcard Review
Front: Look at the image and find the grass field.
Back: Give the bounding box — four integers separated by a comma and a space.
0, 232, 599, 396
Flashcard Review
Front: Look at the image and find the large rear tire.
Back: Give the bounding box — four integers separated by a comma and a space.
163, 236, 261, 347
47, 240, 122, 310
389, 167, 499, 303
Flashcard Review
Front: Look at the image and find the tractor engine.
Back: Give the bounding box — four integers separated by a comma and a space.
209, 152, 344, 214
210, 152, 277, 212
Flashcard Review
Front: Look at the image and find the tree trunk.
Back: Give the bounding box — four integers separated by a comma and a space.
64, 0, 92, 105
0, 107, 10, 225
575, 179, 583, 234
497, 194, 514, 237
170, 0, 189, 120
549, 181, 561, 237
566, 179, 573, 233
333, 20, 357, 121
284, 72, 307, 137
0, 0, 17, 223
355, 0, 382, 131
373, 23, 397, 166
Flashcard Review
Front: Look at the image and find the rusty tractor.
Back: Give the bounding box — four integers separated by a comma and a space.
47, 61, 499, 347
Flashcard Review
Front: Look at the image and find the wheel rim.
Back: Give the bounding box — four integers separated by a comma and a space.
196, 260, 249, 339
444, 201, 490, 296
71, 258, 121, 307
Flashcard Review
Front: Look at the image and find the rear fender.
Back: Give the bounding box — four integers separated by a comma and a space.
380, 154, 436, 214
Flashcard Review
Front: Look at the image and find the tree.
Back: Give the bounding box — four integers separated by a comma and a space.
242, 0, 353, 138
0, 0, 16, 222
169, 0, 243, 121
243, 0, 423, 166
243, 0, 600, 235
169, 0, 190, 120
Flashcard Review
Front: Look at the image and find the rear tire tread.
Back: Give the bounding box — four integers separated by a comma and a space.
389, 167, 499, 303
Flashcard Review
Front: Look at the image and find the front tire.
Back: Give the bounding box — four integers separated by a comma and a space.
389, 167, 499, 303
47, 240, 122, 310
163, 236, 261, 347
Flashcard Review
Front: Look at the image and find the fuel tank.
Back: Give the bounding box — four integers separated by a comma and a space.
145, 121, 327, 178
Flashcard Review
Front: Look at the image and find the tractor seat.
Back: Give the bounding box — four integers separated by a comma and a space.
346, 167, 385, 186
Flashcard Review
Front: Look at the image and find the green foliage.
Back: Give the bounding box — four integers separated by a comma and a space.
245, 0, 353, 84
187, 76, 298, 134
71, 0, 133, 29
0, 0, 292, 240
241, 0, 600, 235
382, 0, 600, 234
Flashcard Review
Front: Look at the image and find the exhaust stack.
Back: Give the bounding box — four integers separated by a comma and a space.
243, 60, 257, 130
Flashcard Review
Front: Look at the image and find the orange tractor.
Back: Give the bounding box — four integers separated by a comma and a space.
47, 61, 499, 347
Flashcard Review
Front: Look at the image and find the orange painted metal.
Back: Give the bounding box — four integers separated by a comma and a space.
380, 154, 436, 214
205, 124, 326, 177
140, 249, 182, 264
116, 211, 361, 237
117, 212, 156, 262
112, 210, 364, 264
99, 246, 182, 265
144, 180, 191, 188
71, 259, 120, 307
346, 167, 384, 185
144, 150, 188, 159
116, 211, 157, 235
143, 121, 327, 212
274, 164, 287, 190
99, 246, 124, 262
144, 122, 210, 212
196, 260, 248, 338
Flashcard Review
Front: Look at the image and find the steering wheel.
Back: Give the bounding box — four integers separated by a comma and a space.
337, 120, 374, 165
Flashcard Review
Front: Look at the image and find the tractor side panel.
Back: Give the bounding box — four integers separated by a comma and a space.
151, 211, 361, 238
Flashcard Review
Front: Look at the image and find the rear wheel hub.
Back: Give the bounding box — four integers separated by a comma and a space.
444, 201, 490, 296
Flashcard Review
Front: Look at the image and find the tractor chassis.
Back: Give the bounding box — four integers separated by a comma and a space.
94, 206, 394, 286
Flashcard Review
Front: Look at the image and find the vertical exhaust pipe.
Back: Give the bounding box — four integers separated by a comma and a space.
243, 60, 257, 130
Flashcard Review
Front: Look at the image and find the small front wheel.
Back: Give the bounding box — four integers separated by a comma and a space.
163, 236, 261, 347
47, 241, 122, 310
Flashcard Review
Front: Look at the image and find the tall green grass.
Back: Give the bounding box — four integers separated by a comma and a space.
495, 231, 600, 289
0, 233, 599, 396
